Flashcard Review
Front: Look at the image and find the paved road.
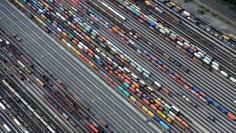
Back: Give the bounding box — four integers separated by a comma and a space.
0, 0, 162, 132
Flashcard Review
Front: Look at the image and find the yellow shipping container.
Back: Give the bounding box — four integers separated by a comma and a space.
167, 114, 175, 121
147, 111, 154, 118
145, 1, 151, 5
43, 2, 50, 8
61, 38, 67, 45
156, 110, 166, 119
129, 96, 137, 103
74, 50, 81, 56
154, 99, 161, 106
88, 61, 94, 67
223, 35, 230, 40
25, 67, 32, 74
169, 2, 176, 6
166, 118, 172, 124
131, 84, 136, 89
70, 47, 77, 53
15, 1, 24, 9
141, 106, 149, 113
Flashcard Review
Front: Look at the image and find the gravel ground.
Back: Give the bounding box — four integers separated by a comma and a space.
174, 0, 236, 38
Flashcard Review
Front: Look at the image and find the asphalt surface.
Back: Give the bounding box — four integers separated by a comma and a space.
0, 0, 163, 132
0, 0, 236, 132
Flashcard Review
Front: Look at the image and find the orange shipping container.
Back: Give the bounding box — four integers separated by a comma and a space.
154, 99, 161, 106
87, 49, 94, 54
132, 82, 140, 89
79, 54, 85, 59
62, 31, 67, 37
123, 74, 131, 81
136, 101, 143, 108
112, 27, 118, 33
104, 67, 109, 71
175, 116, 183, 123
99, 35, 106, 42
174, 120, 185, 129
70, 23, 77, 29
150, 104, 157, 110
72, 39, 78, 45
88, 52, 93, 58
108, 70, 113, 74
161, 87, 170, 95
143, 98, 150, 105
84, 57, 90, 63
124, 79, 131, 84
84, 35, 92, 42
40, 14, 46, 20
181, 120, 189, 129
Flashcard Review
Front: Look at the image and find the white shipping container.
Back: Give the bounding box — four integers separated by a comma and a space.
183, 42, 190, 47
131, 73, 138, 80
171, 105, 180, 113
169, 111, 176, 117
211, 64, 219, 71
139, 79, 146, 86
3, 124, 11, 132
164, 28, 171, 34
220, 71, 228, 77
159, 28, 166, 34
194, 53, 201, 59
66, 42, 72, 47
154, 81, 161, 88
124, 67, 131, 73
95, 48, 101, 53
212, 61, 219, 67
198, 51, 205, 57
0, 102, 6, 110
147, 86, 154, 92
229, 77, 236, 83
181, 11, 190, 17
143, 72, 149, 78
177, 41, 184, 47
13, 118, 21, 125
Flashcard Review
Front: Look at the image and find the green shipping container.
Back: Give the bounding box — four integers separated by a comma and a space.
163, 111, 168, 116
47, 19, 52, 24
123, 82, 129, 88
117, 86, 124, 92
122, 90, 130, 97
